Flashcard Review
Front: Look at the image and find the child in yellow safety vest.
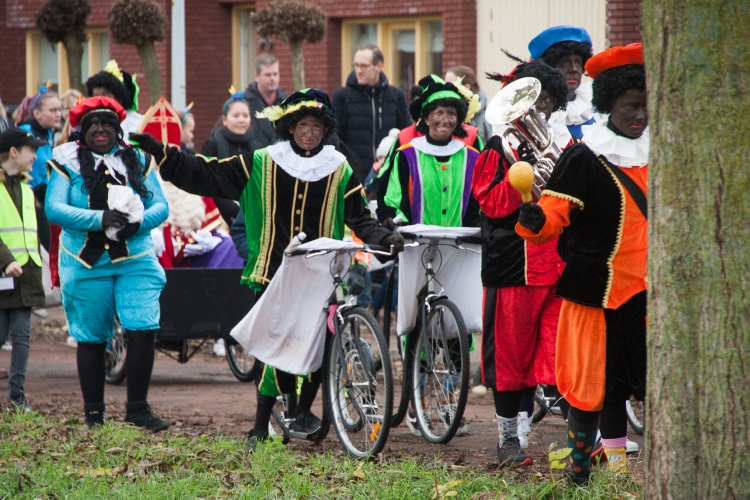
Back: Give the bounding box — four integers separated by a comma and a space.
0, 129, 47, 411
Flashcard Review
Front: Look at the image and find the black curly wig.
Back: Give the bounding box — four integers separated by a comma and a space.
415, 98, 469, 138
85, 72, 133, 111
505, 60, 568, 113
591, 64, 646, 113
274, 106, 337, 142
540, 41, 594, 69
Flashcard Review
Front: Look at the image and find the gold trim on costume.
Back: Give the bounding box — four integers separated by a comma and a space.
239, 155, 250, 179
319, 175, 333, 237
541, 189, 585, 210
599, 161, 626, 308
322, 167, 346, 237
61, 242, 93, 269
47, 160, 70, 181
290, 179, 299, 243
299, 181, 309, 235
344, 184, 364, 199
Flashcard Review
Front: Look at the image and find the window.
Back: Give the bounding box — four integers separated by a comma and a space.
26, 30, 110, 95
341, 17, 443, 94
232, 4, 257, 91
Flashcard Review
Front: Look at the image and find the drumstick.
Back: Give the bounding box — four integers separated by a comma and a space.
508, 161, 535, 204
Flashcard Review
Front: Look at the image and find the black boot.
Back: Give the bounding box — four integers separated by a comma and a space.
84, 402, 105, 428
125, 400, 169, 432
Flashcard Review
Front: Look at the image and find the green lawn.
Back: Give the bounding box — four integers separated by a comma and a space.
1, 411, 641, 499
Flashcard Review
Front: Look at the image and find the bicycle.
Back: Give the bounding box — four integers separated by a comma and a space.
389, 225, 482, 444
263, 238, 395, 459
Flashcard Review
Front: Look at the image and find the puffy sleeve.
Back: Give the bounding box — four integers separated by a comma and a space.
138, 162, 169, 233
379, 149, 412, 223
158, 146, 252, 200
45, 162, 104, 231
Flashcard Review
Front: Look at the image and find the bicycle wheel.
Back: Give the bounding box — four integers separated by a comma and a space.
412, 299, 470, 444
225, 337, 256, 382
325, 307, 393, 459
626, 397, 645, 435
532, 385, 552, 424
105, 317, 127, 385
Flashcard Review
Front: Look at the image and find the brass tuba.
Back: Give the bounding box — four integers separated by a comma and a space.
485, 77, 562, 199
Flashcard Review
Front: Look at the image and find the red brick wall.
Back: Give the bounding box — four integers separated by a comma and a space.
184, 0, 233, 151
606, 0, 643, 46
1, 0, 171, 113
253, 0, 478, 96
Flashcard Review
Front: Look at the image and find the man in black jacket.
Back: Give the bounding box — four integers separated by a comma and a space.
332, 44, 411, 184
243, 54, 289, 148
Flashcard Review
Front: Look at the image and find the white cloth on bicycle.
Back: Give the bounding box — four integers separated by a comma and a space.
396, 225, 482, 337
230, 238, 354, 374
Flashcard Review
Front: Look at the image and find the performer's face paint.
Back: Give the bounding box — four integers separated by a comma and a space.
553, 55, 583, 101
290, 116, 328, 151
84, 117, 117, 154
610, 89, 648, 139
222, 101, 251, 136
533, 91, 557, 122
425, 105, 458, 142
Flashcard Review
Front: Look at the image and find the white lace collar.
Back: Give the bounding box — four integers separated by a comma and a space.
52, 142, 130, 182
581, 119, 649, 168
547, 113, 573, 150
266, 141, 346, 182
409, 136, 465, 156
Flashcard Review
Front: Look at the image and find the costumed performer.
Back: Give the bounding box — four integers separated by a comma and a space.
515, 43, 648, 484
377, 77, 482, 437
129, 88, 403, 450
45, 97, 169, 431
529, 26, 595, 139
472, 58, 570, 466
86, 60, 143, 137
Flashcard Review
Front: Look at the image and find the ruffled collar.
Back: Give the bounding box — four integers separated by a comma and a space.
266, 140, 346, 182
547, 113, 573, 150
581, 118, 649, 168
52, 142, 130, 180
409, 136, 465, 157
566, 81, 594, 125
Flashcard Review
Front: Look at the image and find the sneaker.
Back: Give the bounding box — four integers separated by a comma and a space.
1, 342, 11, 351
124, 402, 169, 432
84, 403, 105, 428
626, 439, 640, 454
290, 412, 322, 435
405, 409, 422, 436
66, 336, 78, 348
437, 402, 469, 435
591, 430, 606, 464
10, 392, 32, 413
245, 433, 271, 452
495, 437, 533, 466
517, 411, 532, 449
213, 339, 226, 357
32, 308, 48, 318
566, 467, 591, 486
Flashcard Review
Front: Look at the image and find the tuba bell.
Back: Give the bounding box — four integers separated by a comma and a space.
485, 77, 562, 200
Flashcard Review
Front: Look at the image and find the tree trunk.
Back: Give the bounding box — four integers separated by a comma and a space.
63, 34, 85, 93
136, 42, 162, 105
642, 1, 750, 498
290, 40, 305, 91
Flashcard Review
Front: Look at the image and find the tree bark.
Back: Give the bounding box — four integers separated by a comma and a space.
642, 1, 750, 498
290, 40, 305, 91
136, 42, 162, 105
63, 34, 85, 93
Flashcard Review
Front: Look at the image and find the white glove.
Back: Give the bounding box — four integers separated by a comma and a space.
184, 230, 222, 257
151, 227, 165, 257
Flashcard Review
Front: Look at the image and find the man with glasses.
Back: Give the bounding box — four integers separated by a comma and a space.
332, 44, 412, 186
529, 26, 595, 139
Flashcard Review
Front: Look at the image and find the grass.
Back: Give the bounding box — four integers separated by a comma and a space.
0, 411, 642, 499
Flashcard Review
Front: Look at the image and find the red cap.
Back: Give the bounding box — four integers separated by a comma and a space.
68, 96, 127, 128
585, 43, 644, 79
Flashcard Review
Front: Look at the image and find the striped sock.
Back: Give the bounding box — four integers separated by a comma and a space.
496, 414, 518, 444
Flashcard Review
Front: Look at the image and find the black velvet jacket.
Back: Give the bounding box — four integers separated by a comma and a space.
543, 143, 630, 307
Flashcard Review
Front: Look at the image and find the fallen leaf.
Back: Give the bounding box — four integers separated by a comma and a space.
351, 470, 366, 480
105, 447, 126, 454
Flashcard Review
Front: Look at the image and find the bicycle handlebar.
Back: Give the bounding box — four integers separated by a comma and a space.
285, 244, 397, 258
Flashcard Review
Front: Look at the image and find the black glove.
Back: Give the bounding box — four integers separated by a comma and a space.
518, 203, 546, 234
382, 217, 397, 231
381, 232, 405, 254
346, 261, 368, 296
128, 133, 165, 164
101, 210, 129, 229
516, 142, 537, 166
116, 222, 141, 241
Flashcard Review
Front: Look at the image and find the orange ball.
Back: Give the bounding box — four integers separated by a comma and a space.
508, 161, 535, 203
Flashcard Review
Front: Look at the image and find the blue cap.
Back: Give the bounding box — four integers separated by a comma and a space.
528, 26, 592, 60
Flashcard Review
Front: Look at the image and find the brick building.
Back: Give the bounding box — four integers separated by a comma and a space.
0, 0, 643, 150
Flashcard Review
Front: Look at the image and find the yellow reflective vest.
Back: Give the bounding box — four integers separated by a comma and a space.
0, 180, 41, 267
